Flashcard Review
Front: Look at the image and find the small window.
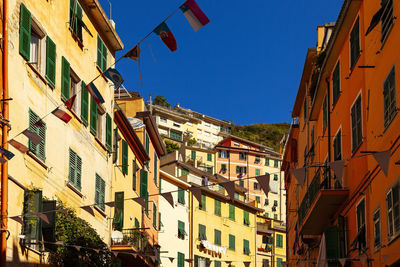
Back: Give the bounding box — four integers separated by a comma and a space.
273, 174, 278, 181
304, 96, 308, 119
274, 200, 278, 207
276, 234, 283, 248
199, 194, 206, 211
229, 204, 235, 220
265, 158, 270, 166
95, 174, 106, 211
220, 164, 227, 173
173, 122, 181, 128
274, 160, 279, 168
30, 20, 45, 72
356, 199, 366, 251
229, 234, 235, 250
323, 96, 328, 133
333, 130, 342, 161
199, 224, 207, 240
243, 239, 250, 255
383, 67, 397, 128
264, 199, 269, 206
214, 229, 221, 246
170, 130, 182, 141
350, 17, 360, 70
373, 208, 381, 249
253, 182, 259, 190
386, 186, 400, 238
178, 187, 185, 204
178, 220, 185, 239
68, 148, 82, 191
332, 61, 341, 106
160, 117, 167, 123
255, 169, 260, 176
69, 0, 84, 42
274, 214, 278, 220
243, 211, 250, 226
207, 153, 212, 161
255, 155, 261, 163
214, 199, 221, 216
256, 196, 260, 204
219, 150, 229, 159
351, 95, 363, 152
132, 160, 137, 190
239, 152, 247, 160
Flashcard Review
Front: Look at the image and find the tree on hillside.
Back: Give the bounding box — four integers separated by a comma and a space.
153, 95, 170, 108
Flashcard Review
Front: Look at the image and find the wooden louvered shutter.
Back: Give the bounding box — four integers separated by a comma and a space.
106, 113, 112, 151
154, 152, 158, 185
76, 4, 83, 41
37, 121, 46, 162
61, 57, 70, 101
76, 154, 82, 190
23, 190, 42, 244
95, 174, 100, 207
68, 149, 76, 186
28, 110, 39, 154
45, 37, 56, 87
100, 178, 105, 211
153, 203, 157, 228
102, 40, 107, 71
122, 140, 128, 175
90, 95, 97, 135
80, 81, 89, 125
19, 4, 31, 60
140, 169, 147, 198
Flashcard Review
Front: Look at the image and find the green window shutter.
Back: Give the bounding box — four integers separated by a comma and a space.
95, 174, 105, 211
159, 212, 162, 230
200, 194, 206, 210
90, 95, 97, 135
102, 39, 107, 71
277, 258, 283, 267
236, 166, 240, 173
325, 226, 339, 260
214, 200, 221, 216
199, 224, 206, 240
37, 120, 46, 162
134, 218, 140, 228
68, 149, 81, 190
97, 35, 104, 71
153, 203, 157, 229
75, 3, 83, 40
28, 110, 46, 161
80, 81, 89, 125
122, 140, 128, 175
178, 187, 185, 204
154, 152, 158, 185
332, 62, 340, 106
244, 211, 250, 226
145, 133, 150, 154
207, 153, 212, 161
178, 220, 185, 239
45, 37, 56, 87
215, 261, 221, 267
23, 190, 42, 244
243, 239, 250, 255
140, 169, 148, 198
214, 229, 221, 245
159, 176, 161, 194
229, 234, 235, 250
106, 113, 112, 151
276, 234, 283, 248
19, 4, 31, 61
76, 154, 82, 190
191, 150, 196, 160
177, 252, 185, 267
61, 57, 70, 101
181, 168, 189, 176
132, 160, 137, 191
113, 192, 124, 230
350, 18, 360, 70
255, 169, 260, 176
256, 196, 260, 204
229, 204, 235, 220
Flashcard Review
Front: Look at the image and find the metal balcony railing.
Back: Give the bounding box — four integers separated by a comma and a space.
111, 229, 149, 253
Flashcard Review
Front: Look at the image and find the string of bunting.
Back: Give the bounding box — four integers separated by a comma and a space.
0, 0, 211, 161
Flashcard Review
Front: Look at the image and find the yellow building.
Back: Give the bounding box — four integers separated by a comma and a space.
180, 145, 216, 174
6, 0, 122, 264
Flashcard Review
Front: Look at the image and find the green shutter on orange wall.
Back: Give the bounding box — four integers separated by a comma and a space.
19, 4, 31, 60
61, 57, 70, 101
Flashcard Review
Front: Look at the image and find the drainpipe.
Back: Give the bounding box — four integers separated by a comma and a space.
0, 0, 9, 265
190, 190, 193, 267
326, 78, 332, 187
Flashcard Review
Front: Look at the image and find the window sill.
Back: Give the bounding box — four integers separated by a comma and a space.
94, 135, 108, 152
67, 183, 83, 198
388, 231, 400, 245
66, 106, 84, 125
68, 27, 84, 50
26, 151, 47, 170
96, 65, 108, 82
27, 63, 49, 87
93, 205, 107, 217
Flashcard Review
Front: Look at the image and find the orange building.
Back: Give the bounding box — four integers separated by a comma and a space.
283, 0, 400, 266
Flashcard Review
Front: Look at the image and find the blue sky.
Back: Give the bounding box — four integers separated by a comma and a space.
99, 0, 342, 125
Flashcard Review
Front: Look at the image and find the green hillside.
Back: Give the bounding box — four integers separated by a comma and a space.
232, 123, 290, 152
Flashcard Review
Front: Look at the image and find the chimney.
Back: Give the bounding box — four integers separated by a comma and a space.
110, 19, 116, 29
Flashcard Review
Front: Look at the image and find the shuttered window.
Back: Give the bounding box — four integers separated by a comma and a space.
154, 152, 158, 185
97, 35, 107, 71
80, 81, 89, 125
177, 252, 185, 267
325, 225, 339, 260
69, 0, 83, 41
332, 61, 341, 106
90, 94, 97, 135
191, 150, 196, 160
95, 174, 106, 211
200, 194, 206, 210
243, 239, 250, 255
122, 140, 128, 175
243, 210, 250, 226
45, 37, 56, 87
276, 234, 283, 248
106, 113, 112, 151
28, 110, 46, 162
351, 95, 362, 152
178, 220, 185, 239
198, 224, 207, 240
19, 4, 31, 60
383, 67, 397, 128
145, 132, 150, 154
323, 96, 328, 133
140, 169, 148, 215
207, 153, 212, 161
181, 168, 189, 176
229, 204, 235, 220
265, 158, 270, 166
333, 130, 342, 161
68, 148, 82, 191
178, 187, 185, 204
23, 190, 42, 245
61, 57, 70, 101
229, 234, 235, 250
255, 169, 260, 176
153, 203, 157, 229
113, 192, 124, 230
215, 261, 221, 267
350, 17, 360, 70
214, 199, 221, 216
214, 229, 221, 245
132, 160, 137, 191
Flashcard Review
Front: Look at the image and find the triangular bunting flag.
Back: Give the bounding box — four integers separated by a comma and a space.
33, 119, 45, 128
161, 192, 174, 207
243, 262, 251, 267
339, 258, 346, 267
150, 255, 156, 262
221, 181, 235, 200
112, 251, 118, 257
123, 45, 141, 61
57, 209, 71, 220
74, 245, 81, 252
382, 254, 389, 263
22, 129, 42, 145
291, 167, 306, 186
85, 83, 105, 104
168, 257, 175, 263
360, 254, 367, 265
188, 186, 201, 203
65, 94, 77, 110
184, 259, 193, 263
373, 150, 391, 176
105, 201, 115, 208
55, 241, 64, 246
81, 205, 95, 216
328, 160, 345, 182
0, 147, 15, 160
93, 249, 100, 253
132, 197, 146, 208
256, 174, 271, 196
130, 252, 137, 258
10, 216, 24, 226
34, 212, 49, 224
153, 22, 177, 52
104, 68, 124, 90
180, 0, 210, 32
52, 108, 72, 123
9, 139, 29, 153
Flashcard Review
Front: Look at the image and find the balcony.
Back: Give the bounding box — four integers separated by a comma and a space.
111, 229, 149, 252
298, 168, 349, 235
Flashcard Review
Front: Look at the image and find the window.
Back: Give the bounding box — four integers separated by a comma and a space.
264, 199, 269, 206
256, 196, 260, 204
191, 150, 196, 160
243, 239, 250, 255
304, 96, 308, 119
140, 170, 148, 215
170, 130, 182, 141
145, 132, 150, 154
229, 234, 235, 250
215, 261, 221, 267
178, 187, 185, 204
254, 182, 259, 190
177, 252, 185, 267
386, 185, 400, 238
69, 0, 84, 41
214, 229, 221, 245
265, 158, 270, 166
181, 168, 189, 176
178, 220, 185, 239
273, 174, 278, 181
323, 96, 328, 133
106, 114, 112, 151
236, 166, 247, 175
263, 259, 270, 267
28, 110, 46, 162
351, 95, 363, 152
154, 152, 158, 185
333, 130, 342, 161
239, 152, 247, 160
113, 192, 124, 231
381, 0, 394, 43
219, 150, 229, 158
23, 190, 43, 246
356, 199, 366, 250
30, 23, 44, 72
350, 17, 360, 70
373, 208, 381, 249
173, 123, 181, 128
214, 199, 221, 216
243, 211, 250, 226
207, 153, 212, 161
221, 164, 227, 173
274, 214, 278, 220
255, 169, 260, 176
159, 212, 163, 231
199, 224, 207, 240
276, 234, 283, 248
332, 61, 341, 106
160, 117, 167, 123
276, 258, 283, 267
274, 200, 278, 207
229, 204, 235, 220
153, 203, 157, 229
255, 155, 261, 163
132, 160, 137, 190
121, 140, 128, 175
80, 82, 89, 125
97, 35, 107, 71
234, 192, 240, 200
19, 4, 32, 61
200, 194, 206, 211
274, 160, 279, 168
68, 148, 82, 191
95, 174, 106, 211
383, 67, 397, 128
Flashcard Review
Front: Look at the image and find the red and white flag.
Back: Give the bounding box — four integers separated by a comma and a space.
180, 0, 210, 32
